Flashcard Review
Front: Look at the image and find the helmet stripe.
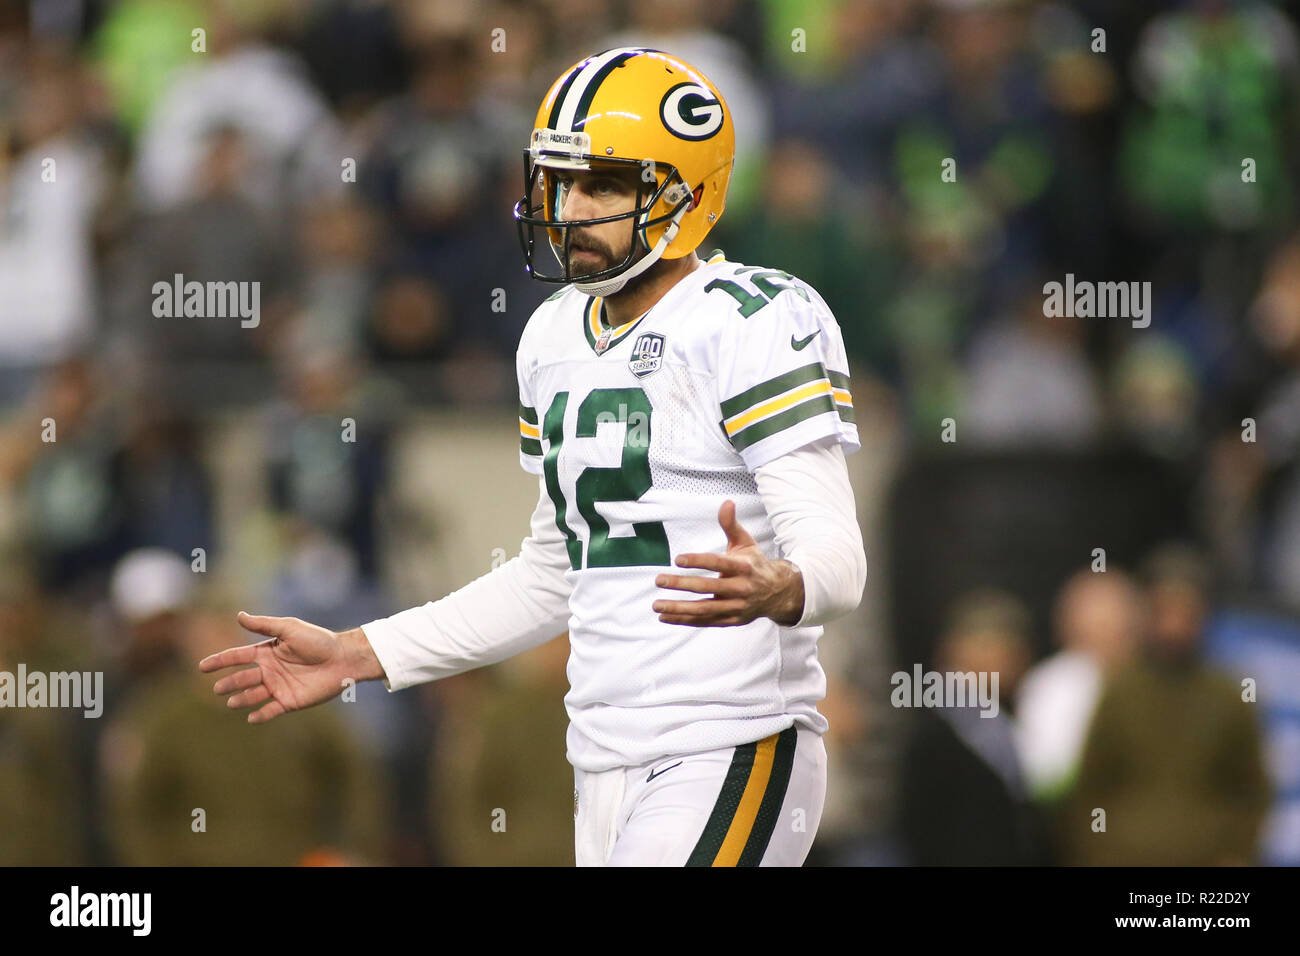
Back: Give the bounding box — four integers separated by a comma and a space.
554, 47, 646, 134
546, 64, 583, 130
570, 48, 644, 130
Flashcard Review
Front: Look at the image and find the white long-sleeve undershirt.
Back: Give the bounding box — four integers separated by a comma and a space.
361, 437, 866, 691
760, 436, 867, 628
361, 479, 573, 691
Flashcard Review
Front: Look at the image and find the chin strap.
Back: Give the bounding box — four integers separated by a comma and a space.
568, 190, 692, 298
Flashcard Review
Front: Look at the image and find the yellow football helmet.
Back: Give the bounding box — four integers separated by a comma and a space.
513, 47, 735, 296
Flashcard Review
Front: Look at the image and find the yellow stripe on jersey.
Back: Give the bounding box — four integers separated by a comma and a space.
722, 379, 834, 437
718, 362, 854, 451
519, 420, 540, 439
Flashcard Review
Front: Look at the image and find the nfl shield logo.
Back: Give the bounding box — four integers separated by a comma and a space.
629, 332, 665, 378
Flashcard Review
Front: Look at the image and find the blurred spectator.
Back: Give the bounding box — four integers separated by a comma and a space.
263, 342, 395, 581
360, 30, 498, 251
131, 2, 344, 215
1064, 543, 1271, 865
0, 45, 105, 403
0, 558, 88, 864
367, 271, 454, 362
111, 402, 216, 561
296, 193, 383, 355
106, 547, 196, 685
1108, 333, 1201, 460
108, 123, 294, 366
470, 0, 559, 153
1119, 0, 1300, 240
295, 0, 409, 115
0, 695, 83, 865
92, 0, 206, 136
431, 634, 574, 865
761, 0, 937, 184
359, 23, 539, 379
0, 360, 216, 592
100, 601, 383, 865
1015, 568, 1141, 812
70, 546, 198, 863
897, 588, 1046, 865
532, 0, 618, 67
0, 358, 126, 592
964, 281, 1103, 449
1206, 234, 1300, 605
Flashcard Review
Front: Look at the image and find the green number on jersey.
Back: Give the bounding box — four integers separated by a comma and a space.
703, 278, 767, 317
704, 268, 809, 317
541, 387, 670, 570
751, 270, 810, 304
541, 391, 583, 570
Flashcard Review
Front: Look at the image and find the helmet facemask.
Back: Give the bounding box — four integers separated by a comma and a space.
514, 146, 695, 295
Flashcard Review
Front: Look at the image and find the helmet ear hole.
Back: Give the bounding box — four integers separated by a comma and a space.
691, 184, 704, 211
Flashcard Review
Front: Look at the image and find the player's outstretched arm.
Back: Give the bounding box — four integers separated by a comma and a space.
199, 612, 386, 724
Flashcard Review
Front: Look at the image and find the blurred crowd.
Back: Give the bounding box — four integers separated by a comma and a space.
1, 0, 1298, 864
891, 545, 1270, 866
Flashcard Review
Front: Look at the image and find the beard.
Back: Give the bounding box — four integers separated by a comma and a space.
566, 235, 632, 276
563, 232, 670, 294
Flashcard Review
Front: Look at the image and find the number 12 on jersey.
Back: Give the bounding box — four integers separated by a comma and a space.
542, 387, 671, 571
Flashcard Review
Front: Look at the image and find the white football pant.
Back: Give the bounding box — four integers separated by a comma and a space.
573, 724, 826, 866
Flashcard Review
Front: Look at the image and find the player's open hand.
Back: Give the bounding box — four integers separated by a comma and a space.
199, 613, 380, 724
653, 500, 805, 627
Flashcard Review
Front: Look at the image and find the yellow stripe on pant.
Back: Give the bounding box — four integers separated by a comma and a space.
712, 732, 779, 866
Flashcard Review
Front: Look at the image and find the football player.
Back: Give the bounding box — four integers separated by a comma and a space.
201, 48, 866, 866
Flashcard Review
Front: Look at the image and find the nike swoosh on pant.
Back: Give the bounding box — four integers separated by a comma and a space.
646, 760, 684, 782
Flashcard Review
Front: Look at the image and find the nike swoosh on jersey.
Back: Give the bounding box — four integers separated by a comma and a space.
646, 760, 684, 782
791, 330, 820, 351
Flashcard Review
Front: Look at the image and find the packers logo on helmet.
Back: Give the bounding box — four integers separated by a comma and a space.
513, 48, 736, 297
659, 83, 724, 141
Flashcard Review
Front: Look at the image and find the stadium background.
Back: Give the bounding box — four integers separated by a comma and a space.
1, 0, 1298, 865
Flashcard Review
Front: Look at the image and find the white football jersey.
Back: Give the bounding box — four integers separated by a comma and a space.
516, 250, 860, 772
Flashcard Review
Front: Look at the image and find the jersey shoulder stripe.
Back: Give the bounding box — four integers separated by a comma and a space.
719, 361, 854, 450
519, 402, 541, 457
697, 252, 856, 462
